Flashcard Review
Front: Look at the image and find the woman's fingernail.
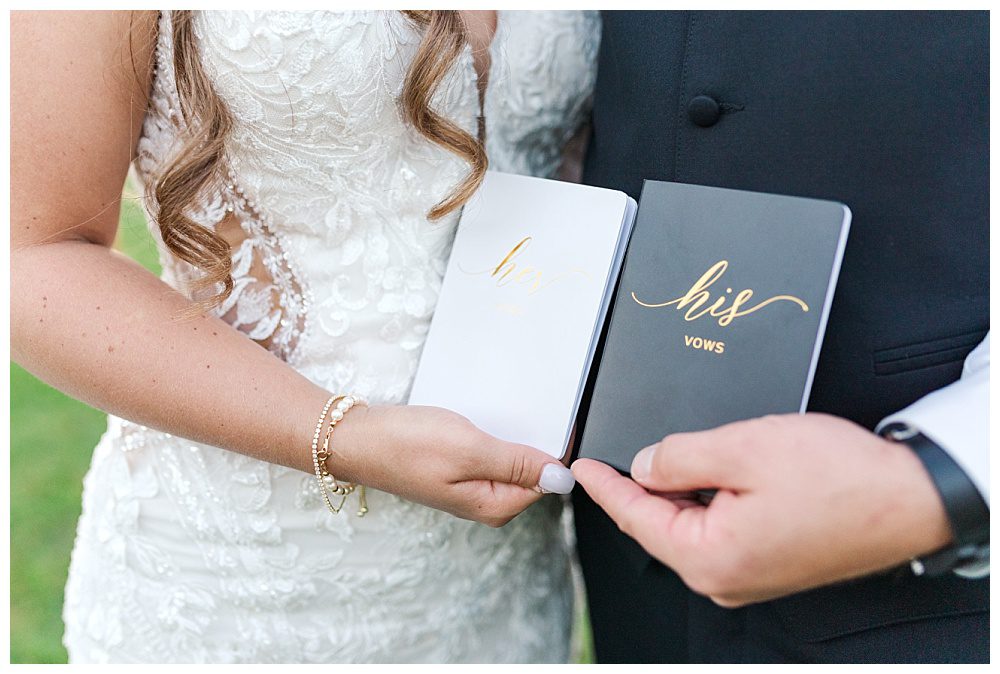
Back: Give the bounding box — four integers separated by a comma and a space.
538, 464, 576, 494
632, 445, 656, 480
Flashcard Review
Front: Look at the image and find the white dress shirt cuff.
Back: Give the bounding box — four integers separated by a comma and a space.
876, 332, 990, 578
876, 333, 989, 504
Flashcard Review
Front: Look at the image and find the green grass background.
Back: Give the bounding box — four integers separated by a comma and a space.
9, 189, 595, 664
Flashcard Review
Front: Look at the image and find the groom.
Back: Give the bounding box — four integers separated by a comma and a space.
572, 11, 988, 663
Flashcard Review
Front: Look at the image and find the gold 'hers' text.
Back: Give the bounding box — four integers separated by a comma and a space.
632, 260, 809, 327
460, 236, 588, 295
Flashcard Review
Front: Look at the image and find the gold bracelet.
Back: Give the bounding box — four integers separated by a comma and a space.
311, 394, 344, 510
311, 394, 369, 517
310, 394, 340, 462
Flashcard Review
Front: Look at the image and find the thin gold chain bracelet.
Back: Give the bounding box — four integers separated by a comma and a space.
311, 394, 369, 517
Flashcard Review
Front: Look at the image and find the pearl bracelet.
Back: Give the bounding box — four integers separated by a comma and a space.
311, 394, 369, 517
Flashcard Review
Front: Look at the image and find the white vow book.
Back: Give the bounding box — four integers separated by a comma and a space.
408, 171, 637, 459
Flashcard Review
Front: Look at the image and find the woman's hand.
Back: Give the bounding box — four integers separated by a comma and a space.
332, 404, 575, 526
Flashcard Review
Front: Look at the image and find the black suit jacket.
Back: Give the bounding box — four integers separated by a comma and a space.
574, 10, 988, 663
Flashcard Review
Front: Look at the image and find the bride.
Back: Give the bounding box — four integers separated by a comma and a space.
11, 9, 599, 663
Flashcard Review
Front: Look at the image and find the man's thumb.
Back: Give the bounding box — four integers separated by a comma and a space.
630, 429, 745, 493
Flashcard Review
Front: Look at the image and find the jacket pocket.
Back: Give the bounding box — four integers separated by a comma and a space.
873, 329, 986, 376
767, 568, 989, 644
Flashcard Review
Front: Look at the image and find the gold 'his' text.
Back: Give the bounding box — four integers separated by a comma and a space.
632, 260, 809, 327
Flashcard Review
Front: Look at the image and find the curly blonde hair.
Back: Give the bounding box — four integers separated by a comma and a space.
148, 10, 487, 309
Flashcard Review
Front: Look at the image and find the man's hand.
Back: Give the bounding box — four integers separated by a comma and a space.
572, 413, 954, 607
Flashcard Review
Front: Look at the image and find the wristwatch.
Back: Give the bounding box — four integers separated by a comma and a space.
881, 422, 990, 578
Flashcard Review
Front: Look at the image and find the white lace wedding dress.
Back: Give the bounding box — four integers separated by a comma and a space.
61, 10, 600, 664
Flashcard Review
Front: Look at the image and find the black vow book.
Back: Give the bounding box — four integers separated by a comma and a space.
576, 181, 851, 472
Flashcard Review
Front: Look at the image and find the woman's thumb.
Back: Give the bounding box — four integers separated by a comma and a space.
486, 438, 576, 494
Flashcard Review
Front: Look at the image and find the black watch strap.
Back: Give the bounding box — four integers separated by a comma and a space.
881, 422, 990, 575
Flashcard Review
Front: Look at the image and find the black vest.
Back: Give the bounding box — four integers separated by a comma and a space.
575, 11, 989, 663
583, 10, 989, 428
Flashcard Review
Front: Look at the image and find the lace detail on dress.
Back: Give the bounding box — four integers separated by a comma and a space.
134, 11, 309, 362
214, 171, 311, 362
485, 11, 601, 177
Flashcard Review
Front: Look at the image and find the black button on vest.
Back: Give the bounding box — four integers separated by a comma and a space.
687, 95, 721, 127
